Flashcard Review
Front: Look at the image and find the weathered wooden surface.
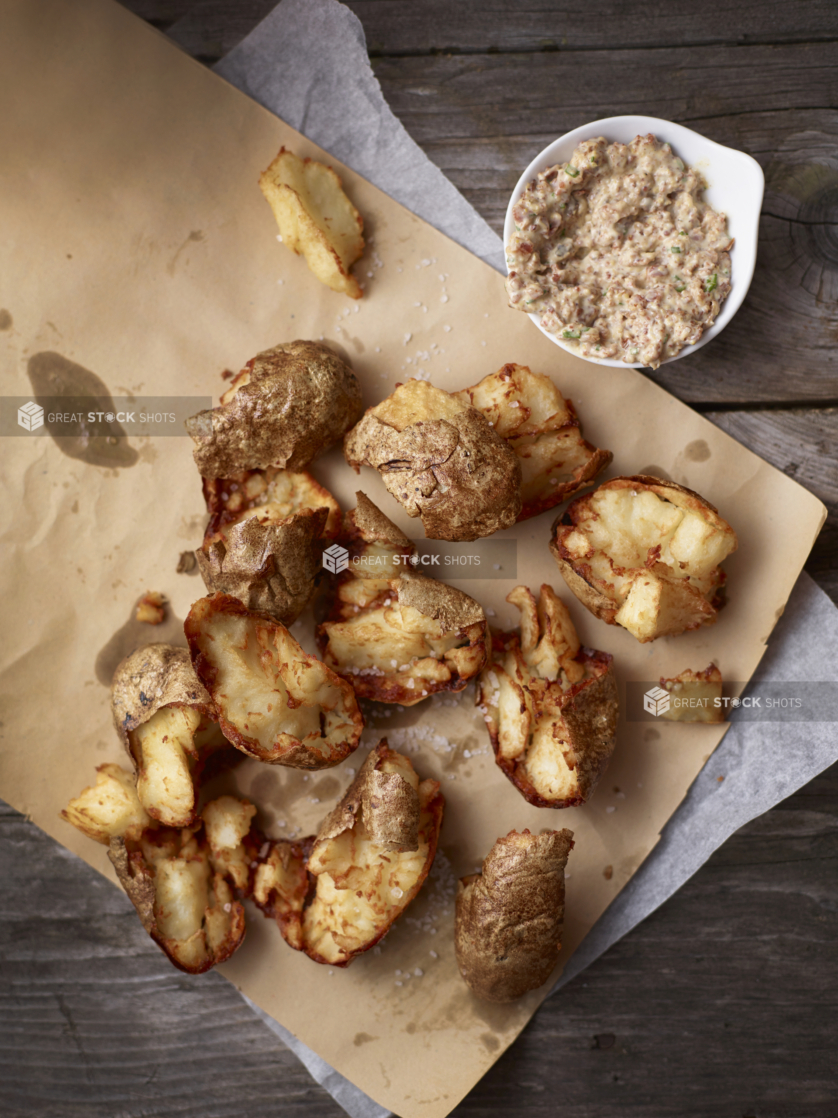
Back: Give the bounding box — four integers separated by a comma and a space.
4, 2, 838, 1115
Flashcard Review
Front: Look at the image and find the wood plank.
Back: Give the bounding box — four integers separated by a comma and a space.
3, 759, 836, 1116
348, 0, 838, 55
704, 408, 838, 603
121, 0, 838, 55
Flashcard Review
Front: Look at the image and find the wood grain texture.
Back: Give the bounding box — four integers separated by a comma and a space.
3, 760, 837, 1116
6, 3, 838, 1116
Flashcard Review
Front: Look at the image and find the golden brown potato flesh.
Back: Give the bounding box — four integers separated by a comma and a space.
551, 475, 738, 642
320, 569, 488, 705
259, 147, 364, 299
478, 585, 618, 808
455, 829, 573, 1002
61, 763, 151, 845
300, 741, 444, 966
452, 363, 611, 520
659, 664, 724, 723
318, 494, 487, 703
202, 467, 341, 543
344, 379, 521, 541
108, 794, 257, 974
185, 594, 364, 769
197, 505, 328, 624
110, 644, 224, 828
251, 837, 313, 951
187, 341, 362, 478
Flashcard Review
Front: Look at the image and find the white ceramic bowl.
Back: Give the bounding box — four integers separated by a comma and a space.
503, 115, 765, 368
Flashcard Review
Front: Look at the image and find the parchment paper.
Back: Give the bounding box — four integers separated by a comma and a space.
0, 3, 831, 1118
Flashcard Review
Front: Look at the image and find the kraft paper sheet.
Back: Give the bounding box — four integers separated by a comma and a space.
0, 3, 826, 1116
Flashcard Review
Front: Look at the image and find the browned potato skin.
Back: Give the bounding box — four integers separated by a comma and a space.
108, 806, 259, 976
455, 829, 573, 1002
197, 505, 328, 623
303, 741, 445, 967
187, 341, 362, 479
111, 643, 214, 750
185, 593, 364, 769
550, 475, 736, 635
453, 363, 612, 521
319, 570, 489, 706
202, 467, 341, 543
487, 633, 617, 809
343, 380, 521, 541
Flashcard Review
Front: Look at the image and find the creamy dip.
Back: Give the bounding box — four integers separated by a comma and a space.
505, 134, 733, 369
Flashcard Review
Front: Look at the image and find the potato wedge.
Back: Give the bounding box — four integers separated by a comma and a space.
318, 494, 488, 703
453, 363, 611, 520
344, 379, 521, 541
659, 664, 724, 723
187, 341, 362, 478
110, 644, 226, 828
185, 594, 364, 769
300, 741, 444, 965
259, 146, 364, 299
551, 475, 738, 642
478, 585, 618, 808
455, 828, 573, 1002
251, 836, 313, 951
108, 794, 258, 974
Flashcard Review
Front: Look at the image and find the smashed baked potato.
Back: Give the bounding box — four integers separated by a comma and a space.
187, 341, 362, 479
110, 644, 226, 828
455, 828, 573, 1002
551, 475, 738, 642
658, 664, 724, 723
253, 741, 444, 965
260, 147, 365, 299
453, 363, 611, 520
63, 769, 256, 975
478, 585, 618, 808
197, 505, 328, 624
202, 467, 341, 542
185, 593, 364, 769
318, 494, 489, 704
344, 378, 521, 541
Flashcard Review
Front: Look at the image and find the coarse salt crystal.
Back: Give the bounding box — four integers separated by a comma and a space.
443, 325, 451, 332
487, 608, 496, 617
606, 806, 616, 813
440, 295, 449, 303
395, 981, 403, 987
223, 903, 231, 912
414, 968, 423, 977
430, 950, 438, 959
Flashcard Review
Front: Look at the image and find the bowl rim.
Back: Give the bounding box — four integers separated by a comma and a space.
503, 114, 765, 369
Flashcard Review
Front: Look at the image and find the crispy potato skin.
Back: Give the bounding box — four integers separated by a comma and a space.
202, 467, 341, 544
479, 585, 618, 808
455, 829, 573, 1002
317, 496, 488, 704
197, 505, 328, 623
344, 380, 521, 541
302, 741, 444, 966
104, 794, 260, 975
185, 594, 364, 769
453, 363, 612, 521
187, 341, 362, 479
110, 643, 213, 749
550, 474, 738, 642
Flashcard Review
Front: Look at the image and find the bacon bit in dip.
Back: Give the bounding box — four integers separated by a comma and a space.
505, 134, 733, 369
